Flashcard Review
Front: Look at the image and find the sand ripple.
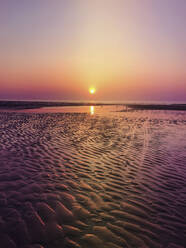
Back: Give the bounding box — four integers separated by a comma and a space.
0, 110, 185, 247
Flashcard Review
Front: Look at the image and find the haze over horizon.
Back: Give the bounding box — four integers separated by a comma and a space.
0, 0, 186, 101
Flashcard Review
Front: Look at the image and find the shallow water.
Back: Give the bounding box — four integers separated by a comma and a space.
0, 108, 186, 248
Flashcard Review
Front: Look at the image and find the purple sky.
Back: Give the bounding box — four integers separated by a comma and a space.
0, 0, 186, 101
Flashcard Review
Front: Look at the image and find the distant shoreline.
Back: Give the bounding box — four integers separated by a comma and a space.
0, 101, 186, 111
0, 101, 116, 110
125, 104, 186, 111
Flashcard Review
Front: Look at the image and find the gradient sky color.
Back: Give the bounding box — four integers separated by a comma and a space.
0, 0, 186, 101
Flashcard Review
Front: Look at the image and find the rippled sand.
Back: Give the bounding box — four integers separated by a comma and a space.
0, 109, 186, 248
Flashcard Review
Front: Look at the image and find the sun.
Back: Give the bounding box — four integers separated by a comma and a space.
89, 87, 96, 94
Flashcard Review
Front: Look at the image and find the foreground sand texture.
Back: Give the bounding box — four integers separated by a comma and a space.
0, 110, 186, 248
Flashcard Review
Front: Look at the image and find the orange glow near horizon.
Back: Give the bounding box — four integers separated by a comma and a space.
0, 1, 186, 101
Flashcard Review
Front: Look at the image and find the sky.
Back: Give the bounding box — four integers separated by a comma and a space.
0, 0, 186, 101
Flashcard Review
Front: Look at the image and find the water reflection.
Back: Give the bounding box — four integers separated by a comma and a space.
90, 106, 95, 115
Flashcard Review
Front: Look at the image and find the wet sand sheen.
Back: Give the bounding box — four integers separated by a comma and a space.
0, 109, 186, 247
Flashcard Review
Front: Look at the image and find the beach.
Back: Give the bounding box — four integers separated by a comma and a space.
0, 106, 186, 248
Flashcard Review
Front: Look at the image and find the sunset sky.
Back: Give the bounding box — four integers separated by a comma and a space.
0, 0, 186, 101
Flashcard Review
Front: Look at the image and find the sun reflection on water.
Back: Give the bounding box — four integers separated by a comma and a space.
90, 106, 95, 115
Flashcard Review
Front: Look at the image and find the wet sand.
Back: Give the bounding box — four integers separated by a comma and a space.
0, 108, 186, 248
1, 100, 186, 111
